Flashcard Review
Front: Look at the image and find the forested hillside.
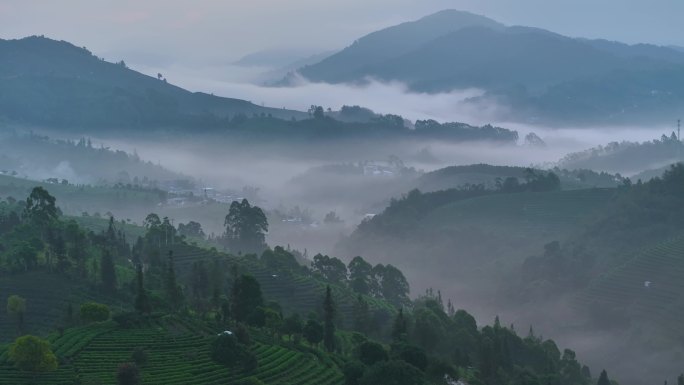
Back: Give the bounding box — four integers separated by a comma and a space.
0, 186, 605, 385
0, 36, 306, 129
297, 10, 684, 125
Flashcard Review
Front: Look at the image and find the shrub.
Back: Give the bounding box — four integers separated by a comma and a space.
117, 362, 140, 385
358, 341, 388, 366
9, 335, 58, 372
113, 312, 144, 328
234, 323, 251, 346
131, 347, 148, 366
80, 302, 110, 323
210, 334, 241, 366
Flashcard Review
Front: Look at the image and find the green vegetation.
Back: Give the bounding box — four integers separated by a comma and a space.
8, 335, 57, 373
0, 36, 304, 129
0, 186, 602, 384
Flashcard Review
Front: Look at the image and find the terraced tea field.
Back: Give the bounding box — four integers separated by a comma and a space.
0, 271, 127, 343
0, 318, 345, 385
424, 188, 615, 236
575, 234, 684, 340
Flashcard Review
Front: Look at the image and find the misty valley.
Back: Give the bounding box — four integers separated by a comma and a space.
1, 5, 684, 385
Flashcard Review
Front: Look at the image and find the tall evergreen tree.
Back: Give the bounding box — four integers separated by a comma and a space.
391, 308, 408, 342
134, 264, 151, 314
165, 252, 182, 311
101, 249, 117, 293
352, 295, 369, 334
323, 285, 336, 352
597, 370, 610, 385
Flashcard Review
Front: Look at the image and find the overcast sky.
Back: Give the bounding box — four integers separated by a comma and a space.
2, 0, 683, 71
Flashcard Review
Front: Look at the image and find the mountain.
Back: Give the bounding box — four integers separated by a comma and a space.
234, 48, 331, 68
669, 45, 684, 53
296, 10, 684, 125
0, 36, 306, 130
299, 10, 503, 83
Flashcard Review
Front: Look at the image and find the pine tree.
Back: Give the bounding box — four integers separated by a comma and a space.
100, 249, 116, 293
165, 252, 182, 311
391, 308, 408, 342
135, 264, 151, 314
323, 286, 336, 352
352, 295, 369, 334
597, 370, 610, 385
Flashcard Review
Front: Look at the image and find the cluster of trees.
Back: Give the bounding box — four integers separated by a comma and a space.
494, 168, 561, 193
221, 199, 269, 254
343, 292, 605, 385
216, 108, 522, 144
559, 132, 683, 173
414, 119, 519, 142
0, 187, 129, 280
311, 255, 410, 307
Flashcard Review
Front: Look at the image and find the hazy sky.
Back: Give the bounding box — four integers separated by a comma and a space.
2, 0, 683, 71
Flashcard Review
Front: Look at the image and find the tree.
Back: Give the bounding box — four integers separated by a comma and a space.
597, 370, 610, 385
358, 341, 388, 366
323, 285, 336, 352
373, 264, 410, 307
231, 275, 263, 323
260, 246, 299, 271
312, 254, 348, 284
678, 374, 684, 385
165, 253, 183, 311
352, 295, 370, 334
282, 313, 303, 341
134, 264, 151, 314
309, 105, 325, 119
324, 211, 343, 224
211, 334, 241, 366
64, 220, 87, 277
391, 343, 428, 372
117, 362, 140, 385
101, 249, 117, 293
131, 347, 148, 367
24, 187, 58, 227
80, 302, 110, 323
303, 319, 323, 347
7, 295, 26, 333
264, 308, 283, 338
224, 199, 268, 253
343, 360, 366, 385
7, 242, 38, 271
391, 308, 408, 342
9, 335, 58, 372
177, 221, 205, 238
348, 256, 373, 295
191, 260, 210, 301
143, 213, 161, 229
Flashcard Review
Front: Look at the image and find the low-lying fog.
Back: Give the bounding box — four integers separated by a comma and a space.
9, 76, 682, 385
85, 74, 677, 246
